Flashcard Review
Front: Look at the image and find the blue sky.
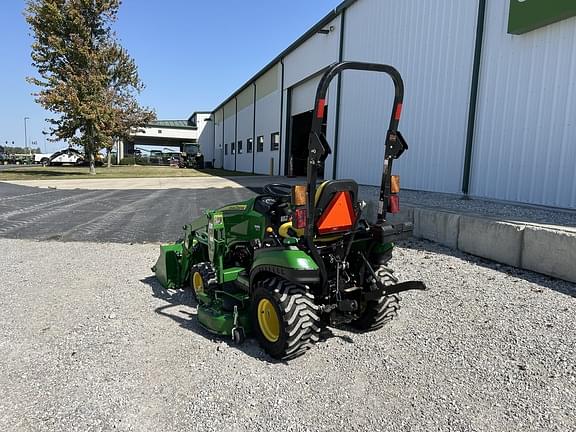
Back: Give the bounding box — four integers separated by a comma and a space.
0, 0, 341, 153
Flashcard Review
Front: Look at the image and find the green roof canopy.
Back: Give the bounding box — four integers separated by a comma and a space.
147, 120, 196, 129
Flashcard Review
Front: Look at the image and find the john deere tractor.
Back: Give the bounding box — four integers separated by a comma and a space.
153, 62, 426, 360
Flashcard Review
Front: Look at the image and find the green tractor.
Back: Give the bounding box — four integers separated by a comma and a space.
153, 62, 427, 359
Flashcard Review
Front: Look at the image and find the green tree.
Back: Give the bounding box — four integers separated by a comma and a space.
26, 0, 155, 174
104, 91, 155, 167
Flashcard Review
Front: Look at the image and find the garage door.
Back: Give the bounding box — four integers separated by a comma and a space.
291, 76, 327, 116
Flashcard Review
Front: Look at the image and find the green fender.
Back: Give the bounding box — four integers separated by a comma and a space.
250, 247, 320, 289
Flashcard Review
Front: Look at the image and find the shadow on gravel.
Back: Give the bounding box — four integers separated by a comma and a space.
140, 276, 279, 362
400, 238, 576, 298
140, 275, 354, 361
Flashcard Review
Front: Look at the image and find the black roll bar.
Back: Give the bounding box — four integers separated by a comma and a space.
305, 61, 407, 245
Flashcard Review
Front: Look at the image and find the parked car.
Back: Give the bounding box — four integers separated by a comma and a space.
34, 153, 53, 166
45, 148, 85, 166
38, 148, 104, 167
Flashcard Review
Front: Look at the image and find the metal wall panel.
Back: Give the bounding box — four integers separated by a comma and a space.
223, 101, 236, 171
323, 80, 339, 180
284, 17, 341, 88
223, 100, 235, 119
471, 0, 576, 209
256, 64, 280, 100
132, 127, 197, 141
214, 110, 224, 169
237, 87, 253, 112
236, 103, 255, 172
336, 0, 478, 192
197, 114, 214, 164
280, 88, 289, 176
291, 76, 322, 116
254, 90, 281, 175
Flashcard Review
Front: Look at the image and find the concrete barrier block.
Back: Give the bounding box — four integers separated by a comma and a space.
413, 208, 460, 249
522, 226, 576, 283
363, 201, 414, 226
386, 207, 414, 225
458, 216, 524, 267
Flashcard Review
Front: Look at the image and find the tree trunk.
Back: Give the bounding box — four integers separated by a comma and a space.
89, 151, 96, 175
87, 123, 96, 175
107, 148, 112, 168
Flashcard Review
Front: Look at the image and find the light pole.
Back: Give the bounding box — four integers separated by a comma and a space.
24, 117, 30, 154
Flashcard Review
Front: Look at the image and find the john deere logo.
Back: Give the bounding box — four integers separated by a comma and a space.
508, 0, 576, 34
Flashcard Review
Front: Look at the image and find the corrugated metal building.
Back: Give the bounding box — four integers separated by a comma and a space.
199, 0, 576, 210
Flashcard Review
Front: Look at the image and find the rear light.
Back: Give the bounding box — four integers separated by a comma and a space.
291, 184, 307, 206
391, 175, 400, 194
388, 195, 400, 214
387, 174, 400, 214
293, 207, 307, 229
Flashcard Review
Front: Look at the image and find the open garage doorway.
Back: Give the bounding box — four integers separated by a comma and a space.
288, 107, 327, 177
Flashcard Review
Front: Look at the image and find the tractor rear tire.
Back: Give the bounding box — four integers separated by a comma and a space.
351, 266, 401, 332
252, 277, 321, 360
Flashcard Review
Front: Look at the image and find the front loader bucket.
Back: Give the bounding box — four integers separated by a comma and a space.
152, 243, 184, 289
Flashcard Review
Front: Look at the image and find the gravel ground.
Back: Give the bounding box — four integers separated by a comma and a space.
1, 238, 574, 432
359, 186, 576, 230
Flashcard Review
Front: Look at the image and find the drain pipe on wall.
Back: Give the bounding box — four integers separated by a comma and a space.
462, 0, 487, 197
221, 109, 225, 169
234, 97, 238, 172
331, 8, 346, 180
252, 82, 256, 174
279, 58, 285, 176
212, 112, 216, 168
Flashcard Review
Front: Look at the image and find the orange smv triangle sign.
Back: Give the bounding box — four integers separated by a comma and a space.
317, 191, 355, 235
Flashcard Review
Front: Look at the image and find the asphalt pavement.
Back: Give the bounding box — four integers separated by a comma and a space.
0, 182, 259, 243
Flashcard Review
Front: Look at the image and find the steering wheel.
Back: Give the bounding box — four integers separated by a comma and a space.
263, 183, 292, 199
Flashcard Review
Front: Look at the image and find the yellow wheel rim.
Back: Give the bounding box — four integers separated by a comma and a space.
192, 272, 204, 293
257, 298, 280, 342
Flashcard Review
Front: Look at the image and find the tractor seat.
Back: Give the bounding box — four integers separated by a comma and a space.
278, 179, 359, 240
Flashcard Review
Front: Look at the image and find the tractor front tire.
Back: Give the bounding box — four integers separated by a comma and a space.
351, 266, 401, 332
252, 277, 321, 360
189, 262, 217, 302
